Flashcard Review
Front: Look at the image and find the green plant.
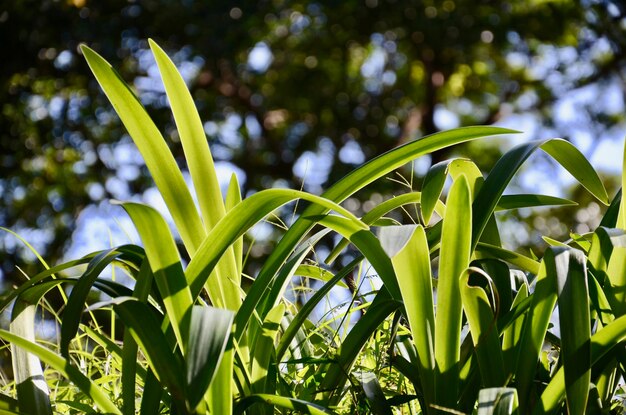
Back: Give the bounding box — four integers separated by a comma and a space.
1, 39, 626, 415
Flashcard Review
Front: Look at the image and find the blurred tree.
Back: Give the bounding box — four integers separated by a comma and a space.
1, 0, 625, 281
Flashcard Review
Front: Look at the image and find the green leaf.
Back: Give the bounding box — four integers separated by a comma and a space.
496, 194, 577, 211
107, 298, 187, 408
472, 138, 608, 251
122, 259, 153, 415
605, 243, 626, 317
477, 388, 518, 415
421, 160, 452, 225
540, 139, 609, 204
502, 284, 528, 380
536, 313, 626, 413
294, 264, 348, 288
60, 248, 122, 358
379, 225, 435, 410
515, 249, 559, 412
0, 329, 121, 415
119, 202, 193, 352
251, 303, 284, 395
234, 394, 334, 415
81, 45, 205, 255
475, 243, 540, 275
551, 249, 591, 415
186, 306, 234, 410
226, 173, 244, 278
460, 268, 506, 388
149, 39, 225, 233
435, 174, 472, 408
601, 189, 622, 229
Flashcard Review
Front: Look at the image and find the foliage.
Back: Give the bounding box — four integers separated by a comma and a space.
1, 39, 626, 415
2, 0, 626, 282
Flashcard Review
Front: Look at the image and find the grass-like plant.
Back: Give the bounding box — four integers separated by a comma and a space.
1, 39, 626, 415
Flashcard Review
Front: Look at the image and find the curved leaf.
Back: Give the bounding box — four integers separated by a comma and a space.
120, 202, 193, 351
234, 394, 334, 415
81, 45, 205, 254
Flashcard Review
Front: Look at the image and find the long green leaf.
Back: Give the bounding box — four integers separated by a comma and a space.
435, 174, 472, 408
149, 40, 243, 312
149, 39, 225, 232
502, 283, 528, 380
536, 313, 626, 413
186, 306, 234, 410
475, 243, 540, 275
122, 259, 153, 415
605, 244, 626, 316
0, 329, 121, 415
472, 138, 608, 250
515, 249, 559, 412
120, 202, 193, 352
379, 225, 435, 411
495, 194, 576, 211
234, 394, 334, 415
60, 248, 122, 358
551, 248, 591, 415
251, 304, 284, 395
81, 45, 205, 254
108, 298, 187, 409
459, 268, 506, 388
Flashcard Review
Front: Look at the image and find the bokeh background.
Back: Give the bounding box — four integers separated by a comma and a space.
1, 0, 626, 288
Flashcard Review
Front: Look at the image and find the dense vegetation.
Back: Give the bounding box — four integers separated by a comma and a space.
1, 40, 626, 414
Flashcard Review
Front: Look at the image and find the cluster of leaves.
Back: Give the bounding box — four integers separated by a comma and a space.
1, 40, 626, 415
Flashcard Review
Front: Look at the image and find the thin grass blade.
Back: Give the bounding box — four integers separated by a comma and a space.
0, 329, 121, 414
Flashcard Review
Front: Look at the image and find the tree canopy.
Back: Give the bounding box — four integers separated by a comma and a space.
1, 0, 625, 279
